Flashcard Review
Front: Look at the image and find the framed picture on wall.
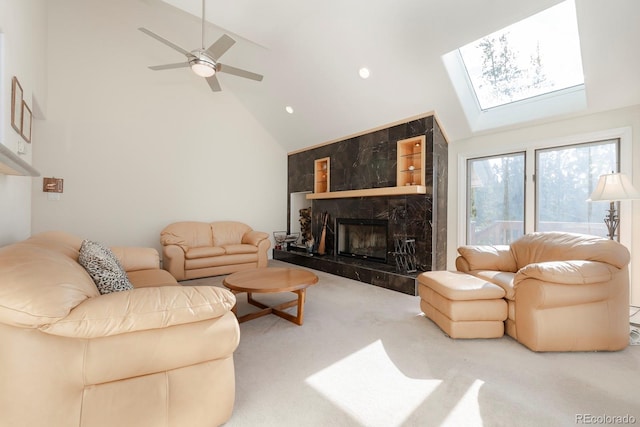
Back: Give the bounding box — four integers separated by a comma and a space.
11, 77, 23, 134
21, 101, 32, 143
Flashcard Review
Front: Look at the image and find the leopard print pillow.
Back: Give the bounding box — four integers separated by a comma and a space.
78, 240, 133, 295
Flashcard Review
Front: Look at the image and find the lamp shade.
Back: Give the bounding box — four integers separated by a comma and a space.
588, 172, 640, 202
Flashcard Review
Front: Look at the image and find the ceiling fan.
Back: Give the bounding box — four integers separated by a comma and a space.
138, 0, 263, 92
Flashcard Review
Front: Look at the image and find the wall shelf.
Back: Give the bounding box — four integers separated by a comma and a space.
306, 185, 426, 199
0, 143, 39, 176
397, 135, 426, 187
314, 157, 330, 193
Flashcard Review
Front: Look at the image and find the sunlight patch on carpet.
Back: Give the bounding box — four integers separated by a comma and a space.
440, 379, 485, 426
305, 340, 441, 426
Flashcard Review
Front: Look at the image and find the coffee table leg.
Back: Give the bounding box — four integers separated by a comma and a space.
234, 290, 309, 326
270, 289, 306, 325
296, 289, 306, 325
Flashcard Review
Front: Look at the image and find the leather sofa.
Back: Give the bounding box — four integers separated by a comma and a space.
452, 232, 630, 351
160, 221, 270, 280
0, 231, 240, 427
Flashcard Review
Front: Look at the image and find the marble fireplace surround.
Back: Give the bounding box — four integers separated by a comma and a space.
275, 113, 448, 295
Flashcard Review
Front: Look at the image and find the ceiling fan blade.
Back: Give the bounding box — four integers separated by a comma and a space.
138, 27, 191, 56
205, 34, 235, 61
206, 75, 222, 92
148, 62, 190, 71
217, 63, 263, 82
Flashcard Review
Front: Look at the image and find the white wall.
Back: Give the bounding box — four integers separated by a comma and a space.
30, 0, 287, 252
448, 104, 640, 305
0, 0, 46, 245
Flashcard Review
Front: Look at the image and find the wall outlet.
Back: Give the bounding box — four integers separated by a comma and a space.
17, 140, 26, 154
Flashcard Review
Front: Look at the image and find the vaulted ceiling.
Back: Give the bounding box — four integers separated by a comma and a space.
142, 0, 640, 152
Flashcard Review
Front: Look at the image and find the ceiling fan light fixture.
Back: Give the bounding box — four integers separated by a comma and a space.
190, 52, 216, 77
191, 60, 215, 77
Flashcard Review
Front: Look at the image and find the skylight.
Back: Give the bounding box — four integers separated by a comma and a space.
458, 0, 583, 110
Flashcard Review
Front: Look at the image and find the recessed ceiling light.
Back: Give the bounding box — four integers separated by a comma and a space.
285, 106, 294, 114
359, 67, 370, 79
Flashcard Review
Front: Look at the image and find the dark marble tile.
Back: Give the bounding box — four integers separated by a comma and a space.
286, 115, 447, 294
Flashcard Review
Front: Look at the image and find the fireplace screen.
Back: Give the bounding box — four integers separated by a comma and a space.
337, 219, 388, 262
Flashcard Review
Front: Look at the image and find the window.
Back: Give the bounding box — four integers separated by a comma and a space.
467, 153, 525, 244
443, 0, 587, 133
458, 0, 583, 110
536, 140, 618, 235
464, 137, 621, 245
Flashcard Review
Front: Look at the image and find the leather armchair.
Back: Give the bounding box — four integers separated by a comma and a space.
0, 231, 240, 427
456, 232, 630, 351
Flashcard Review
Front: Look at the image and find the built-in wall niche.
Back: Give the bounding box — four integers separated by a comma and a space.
397, 135, 426, 186
314, 157, 330, 193
290, 191, 311, 246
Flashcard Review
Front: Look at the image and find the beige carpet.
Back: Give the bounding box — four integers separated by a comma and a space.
184, 260, 640, 427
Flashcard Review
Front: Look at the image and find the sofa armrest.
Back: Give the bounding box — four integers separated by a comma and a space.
242, 230, 271, 268
242, 230, 269, 246
40, 286, 236, 338
111, 246, 160, 272
515, 260, 619, 286
456, 245, 516, 272
162, 245, 187, 280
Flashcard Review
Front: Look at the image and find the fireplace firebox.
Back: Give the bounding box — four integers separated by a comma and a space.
336, 218, 388, 263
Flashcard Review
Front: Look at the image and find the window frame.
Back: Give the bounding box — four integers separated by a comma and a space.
466, 151, 527, 245
458, 127, 634, 251
534, 139, 620, 236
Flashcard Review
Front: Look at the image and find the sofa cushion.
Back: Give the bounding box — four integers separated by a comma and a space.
211, 221, 252, 247
474, 271, 516, 300
160, 221, 213, 251
509, 232, 630, 270
79, 240, 133, 295
185, 246, 225, 259
223, 244, 259, 255
26, 231, 83, 259
127, 269, 179, 288
0, 242, 99, 327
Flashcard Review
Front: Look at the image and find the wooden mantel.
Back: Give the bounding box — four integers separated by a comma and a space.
306, 185, 427, 200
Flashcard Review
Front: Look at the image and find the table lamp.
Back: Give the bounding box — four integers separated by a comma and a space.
587, 172, 640, 239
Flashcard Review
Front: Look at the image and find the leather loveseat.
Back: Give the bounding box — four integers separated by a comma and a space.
160, 221, 270, 281
0, 231, 240, 427
454, 232, 630, 351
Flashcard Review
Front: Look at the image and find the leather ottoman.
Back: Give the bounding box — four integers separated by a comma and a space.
418, 271, 508, 338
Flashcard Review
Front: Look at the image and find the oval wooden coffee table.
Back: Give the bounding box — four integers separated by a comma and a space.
223, 267, 319, 325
